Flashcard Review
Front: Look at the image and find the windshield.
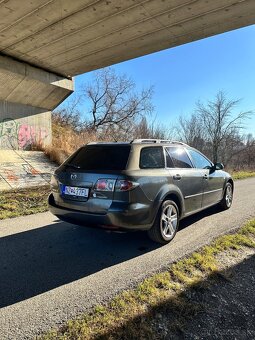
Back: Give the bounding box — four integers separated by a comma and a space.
66, 144, 131, 171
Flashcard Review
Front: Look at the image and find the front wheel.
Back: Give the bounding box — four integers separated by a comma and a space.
148, 200, 179, 244
220, 182, 233, 210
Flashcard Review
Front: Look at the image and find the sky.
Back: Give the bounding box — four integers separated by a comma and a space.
59, 24, 255, 135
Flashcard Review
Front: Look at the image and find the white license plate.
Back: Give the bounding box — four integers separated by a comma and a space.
63, 186, 89, 197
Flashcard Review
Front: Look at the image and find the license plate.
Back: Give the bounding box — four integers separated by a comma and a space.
63, 186, 89, 197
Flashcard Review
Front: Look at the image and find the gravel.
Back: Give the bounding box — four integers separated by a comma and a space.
160, 247, 255, 339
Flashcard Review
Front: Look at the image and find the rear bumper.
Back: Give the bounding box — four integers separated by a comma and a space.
48, 193, 153, 231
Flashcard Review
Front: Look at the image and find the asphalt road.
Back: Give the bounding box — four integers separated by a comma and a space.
0, 177, 255, 339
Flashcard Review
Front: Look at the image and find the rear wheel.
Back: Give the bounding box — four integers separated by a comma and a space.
220, 182, 233, 210
148, 200, 179, 244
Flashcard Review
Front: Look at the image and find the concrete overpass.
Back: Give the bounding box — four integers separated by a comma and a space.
0, 0, 255, 149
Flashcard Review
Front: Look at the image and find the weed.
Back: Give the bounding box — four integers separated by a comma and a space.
0, 186, 49, 219
231, 171, 255, 180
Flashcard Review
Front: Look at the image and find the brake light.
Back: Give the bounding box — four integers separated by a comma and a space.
94, 179, 116, 192
115, 180, 139, 192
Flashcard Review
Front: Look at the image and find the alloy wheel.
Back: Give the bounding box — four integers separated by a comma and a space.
160, 203, 178, 239
225, 184, 233, 207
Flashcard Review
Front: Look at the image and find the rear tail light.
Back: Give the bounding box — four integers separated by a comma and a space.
115, 180, 139, 192
94, 179, 116, 192
94, 179, 139, 192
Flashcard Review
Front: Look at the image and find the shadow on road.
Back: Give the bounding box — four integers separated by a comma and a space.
0, 205, 222, 308
0, 222, 159, 308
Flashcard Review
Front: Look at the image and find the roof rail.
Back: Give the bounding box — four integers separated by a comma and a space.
87, 142, 111, 145
131, 139, 189, 146
170, 140, 190, 147
131, 139, 161, 144
87, 141, 129, 145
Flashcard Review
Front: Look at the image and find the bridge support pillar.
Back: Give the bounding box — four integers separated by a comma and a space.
0, 55, 73, 150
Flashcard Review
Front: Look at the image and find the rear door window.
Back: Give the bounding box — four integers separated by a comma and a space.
140, 147, 164, 169
166, 147, 193, 168
66, 145, 131, 170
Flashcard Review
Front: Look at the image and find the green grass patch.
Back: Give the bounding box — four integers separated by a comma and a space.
0, 186, 50, 220
39, 219, 255, 340
231, 170, 255, 180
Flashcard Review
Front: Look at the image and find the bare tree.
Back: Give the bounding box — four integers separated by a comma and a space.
218, 128, 244, 167
174, 91, 254, 168
52, 68, 154, 142
176, 113, 206, 151
240, 133, 255, 169
133, 117, 151, 139
197, 91, 252, 163
53, 95, 83, 131
83, 68, 154, 135
133, 116, 175, 140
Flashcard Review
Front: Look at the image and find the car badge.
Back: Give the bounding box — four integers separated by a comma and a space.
71, 173, 77, 180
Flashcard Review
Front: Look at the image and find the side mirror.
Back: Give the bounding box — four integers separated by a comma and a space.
214, 162, 224, 170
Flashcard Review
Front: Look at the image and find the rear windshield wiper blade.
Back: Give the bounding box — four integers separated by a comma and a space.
66, 163, 81, 169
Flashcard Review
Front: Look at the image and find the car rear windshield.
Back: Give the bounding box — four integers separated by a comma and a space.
66, 144, 131, 170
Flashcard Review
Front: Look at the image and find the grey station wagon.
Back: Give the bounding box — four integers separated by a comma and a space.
48, 139, 233, 244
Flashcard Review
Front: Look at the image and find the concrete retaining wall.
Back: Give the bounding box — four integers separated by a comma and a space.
0, 102, 52, 150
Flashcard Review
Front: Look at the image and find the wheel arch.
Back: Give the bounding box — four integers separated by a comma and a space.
157, 185, 185, 218
148, 190, 183, 244
163, 193, 182, 216
151, 185, 185, 227
222, 177, 234, 198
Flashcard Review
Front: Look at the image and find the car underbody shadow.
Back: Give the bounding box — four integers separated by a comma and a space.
179, 204, 222, 231
0, 221, 158, 308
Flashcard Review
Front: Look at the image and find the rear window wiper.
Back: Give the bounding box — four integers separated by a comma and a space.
66, 163, 81, 169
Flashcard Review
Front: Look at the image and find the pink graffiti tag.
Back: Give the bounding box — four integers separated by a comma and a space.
18, 125, 36, 149
18, 125, 48, 149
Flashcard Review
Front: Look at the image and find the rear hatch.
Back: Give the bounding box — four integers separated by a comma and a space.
54, 144, 131, 213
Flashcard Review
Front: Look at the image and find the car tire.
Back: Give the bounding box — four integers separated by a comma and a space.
148, 200, 179, 244
220, 182, 233, 210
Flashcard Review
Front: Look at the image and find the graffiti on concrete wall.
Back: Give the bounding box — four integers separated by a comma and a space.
0, 118, 49, 150
0, 163, 51, 190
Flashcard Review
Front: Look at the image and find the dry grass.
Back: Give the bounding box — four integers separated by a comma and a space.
39, 219, 255, 340
34, 124, 98, 164
0, 186, 50, 219
34, 123, 115, 165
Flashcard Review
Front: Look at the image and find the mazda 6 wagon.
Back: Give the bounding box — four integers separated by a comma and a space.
48, 139, 233, 244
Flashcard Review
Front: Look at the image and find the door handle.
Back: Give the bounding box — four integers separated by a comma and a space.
173, 174, 181, 180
